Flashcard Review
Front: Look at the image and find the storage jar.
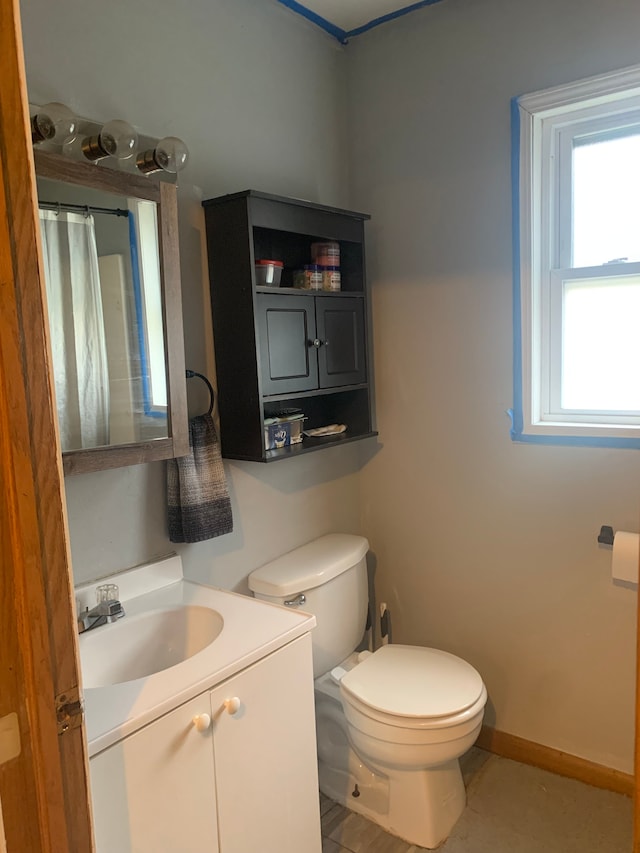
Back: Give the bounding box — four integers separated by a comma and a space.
294, 264, 322, 290
311, 242, 340, 268
321, 266, 341, 292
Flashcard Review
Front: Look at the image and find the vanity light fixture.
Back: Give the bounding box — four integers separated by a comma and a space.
31, 103, 189, 178
81, 119, 138, 162
136, 136, 189, 175
31, 102, 78, 145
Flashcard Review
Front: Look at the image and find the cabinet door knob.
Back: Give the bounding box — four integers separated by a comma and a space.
224, 697, 241, 716
192, 713, 212, 732
311, 339, 322, 348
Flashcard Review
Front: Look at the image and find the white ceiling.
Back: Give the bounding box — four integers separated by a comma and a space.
277, 0, 443, 41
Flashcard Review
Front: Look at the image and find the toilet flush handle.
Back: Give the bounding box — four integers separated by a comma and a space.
284, 593, 306, 607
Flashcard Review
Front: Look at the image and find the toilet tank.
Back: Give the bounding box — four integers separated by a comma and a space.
248, 534, 369, 678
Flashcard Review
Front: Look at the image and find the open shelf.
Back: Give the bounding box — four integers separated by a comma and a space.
263, 431, 378, 462
255, 286, 365, 298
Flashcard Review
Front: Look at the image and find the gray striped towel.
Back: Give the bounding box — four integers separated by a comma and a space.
167, 414, 233, 543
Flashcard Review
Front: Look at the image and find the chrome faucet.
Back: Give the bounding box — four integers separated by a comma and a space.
78, 584, 125, 634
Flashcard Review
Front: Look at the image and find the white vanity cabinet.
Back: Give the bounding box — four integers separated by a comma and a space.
89, 634, 321, 853
90, 693, 219, 853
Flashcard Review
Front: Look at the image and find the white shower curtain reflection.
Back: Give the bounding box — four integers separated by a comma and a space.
39, 210, 110, 450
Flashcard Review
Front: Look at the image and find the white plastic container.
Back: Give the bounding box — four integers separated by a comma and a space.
264, 413, 305, 450
255, 259, 283, 287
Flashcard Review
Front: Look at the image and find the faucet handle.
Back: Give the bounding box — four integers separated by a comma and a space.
102, 600, 125, 618
96, 583, 119, 604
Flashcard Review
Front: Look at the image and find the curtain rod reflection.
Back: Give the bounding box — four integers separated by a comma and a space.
39, 200, 130, 218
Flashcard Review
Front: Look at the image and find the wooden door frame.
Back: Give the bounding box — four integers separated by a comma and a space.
0, 0, 93, 850
634, 577, 640, 851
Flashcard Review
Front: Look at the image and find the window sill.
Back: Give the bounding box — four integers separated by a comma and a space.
508, 410, 640, 448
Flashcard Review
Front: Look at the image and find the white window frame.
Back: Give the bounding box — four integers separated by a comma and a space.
513, 64, 640, 447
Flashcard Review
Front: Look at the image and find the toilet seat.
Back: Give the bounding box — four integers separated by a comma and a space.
339, 644, 485, 729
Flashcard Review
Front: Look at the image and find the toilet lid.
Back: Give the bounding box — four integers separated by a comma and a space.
340, 644, 484, 719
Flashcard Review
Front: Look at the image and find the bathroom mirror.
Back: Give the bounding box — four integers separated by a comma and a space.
34, 150, 188, 474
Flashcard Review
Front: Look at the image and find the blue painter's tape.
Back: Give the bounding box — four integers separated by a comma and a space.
129, 212, 164, 420
510, 95, 524, 442
511, 432, 640, 449
128, 211, 150, 416
277, 0, 348, 43
278, 0, 445, 43
508, 97, 640, 449
344, 0, 446, 39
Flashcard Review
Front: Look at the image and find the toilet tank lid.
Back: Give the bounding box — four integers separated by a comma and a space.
248, 534, 369, 597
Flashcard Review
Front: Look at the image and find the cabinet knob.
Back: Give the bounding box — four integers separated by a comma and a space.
311, 339, 322, 348
224, 697, 241, 716
192, 713, 212, 732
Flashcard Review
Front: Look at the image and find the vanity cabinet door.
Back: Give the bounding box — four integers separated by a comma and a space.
210, 634, 322, 853
90, 695, 219, 853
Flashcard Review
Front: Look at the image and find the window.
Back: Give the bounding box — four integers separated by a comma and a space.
128, 198, 167, 416
512, 65, 640, 447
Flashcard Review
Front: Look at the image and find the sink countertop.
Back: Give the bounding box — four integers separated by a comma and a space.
81, 577, 315, 757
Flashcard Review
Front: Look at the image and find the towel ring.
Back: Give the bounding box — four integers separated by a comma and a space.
186, 369, 215, 416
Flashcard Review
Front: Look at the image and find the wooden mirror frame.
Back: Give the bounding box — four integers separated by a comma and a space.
34, 149, 189, 475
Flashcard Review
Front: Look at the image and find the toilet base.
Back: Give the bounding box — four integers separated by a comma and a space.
319, 751, 389, 818
318, 752, 466, 849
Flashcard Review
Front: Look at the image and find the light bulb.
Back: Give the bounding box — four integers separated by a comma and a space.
31, 102, 78, 145
82, 119, 138, 162
100, 119, 138, 160
154, 137, 189, 173
136, 136, 189, 175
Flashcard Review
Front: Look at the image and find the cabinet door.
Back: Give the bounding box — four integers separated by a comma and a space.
257, 294, 318, 395
90, 695, 219, 853
210, 635, 321, 853
316, 297, 367, 388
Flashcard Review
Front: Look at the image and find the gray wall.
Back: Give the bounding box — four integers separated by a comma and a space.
21, 0, 640, 774
21, 0, 362, 593
347, 0, 640, 772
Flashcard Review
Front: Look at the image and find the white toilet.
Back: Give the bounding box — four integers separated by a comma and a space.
248, 533, 487, 849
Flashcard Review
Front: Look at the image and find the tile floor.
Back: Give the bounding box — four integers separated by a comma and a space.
320, 748, 633, 852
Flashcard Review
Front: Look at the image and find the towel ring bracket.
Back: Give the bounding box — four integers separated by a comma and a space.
186, 369, 215, 417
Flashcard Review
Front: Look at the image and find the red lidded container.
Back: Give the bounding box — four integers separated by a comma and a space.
255, 259, 284, 287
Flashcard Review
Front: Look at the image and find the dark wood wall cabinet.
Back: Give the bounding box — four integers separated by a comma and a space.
203, 190, 377, 462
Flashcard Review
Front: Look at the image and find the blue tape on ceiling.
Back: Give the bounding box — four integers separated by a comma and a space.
344, 0, 445, 39
277, 0, 348, 43
278, 0, 445, 42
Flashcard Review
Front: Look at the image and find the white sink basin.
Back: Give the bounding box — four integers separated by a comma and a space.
80, 605, 224, 688
75, 560, 317, 756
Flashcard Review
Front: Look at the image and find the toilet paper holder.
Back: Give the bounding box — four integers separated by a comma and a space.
598, 525, 615, 546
